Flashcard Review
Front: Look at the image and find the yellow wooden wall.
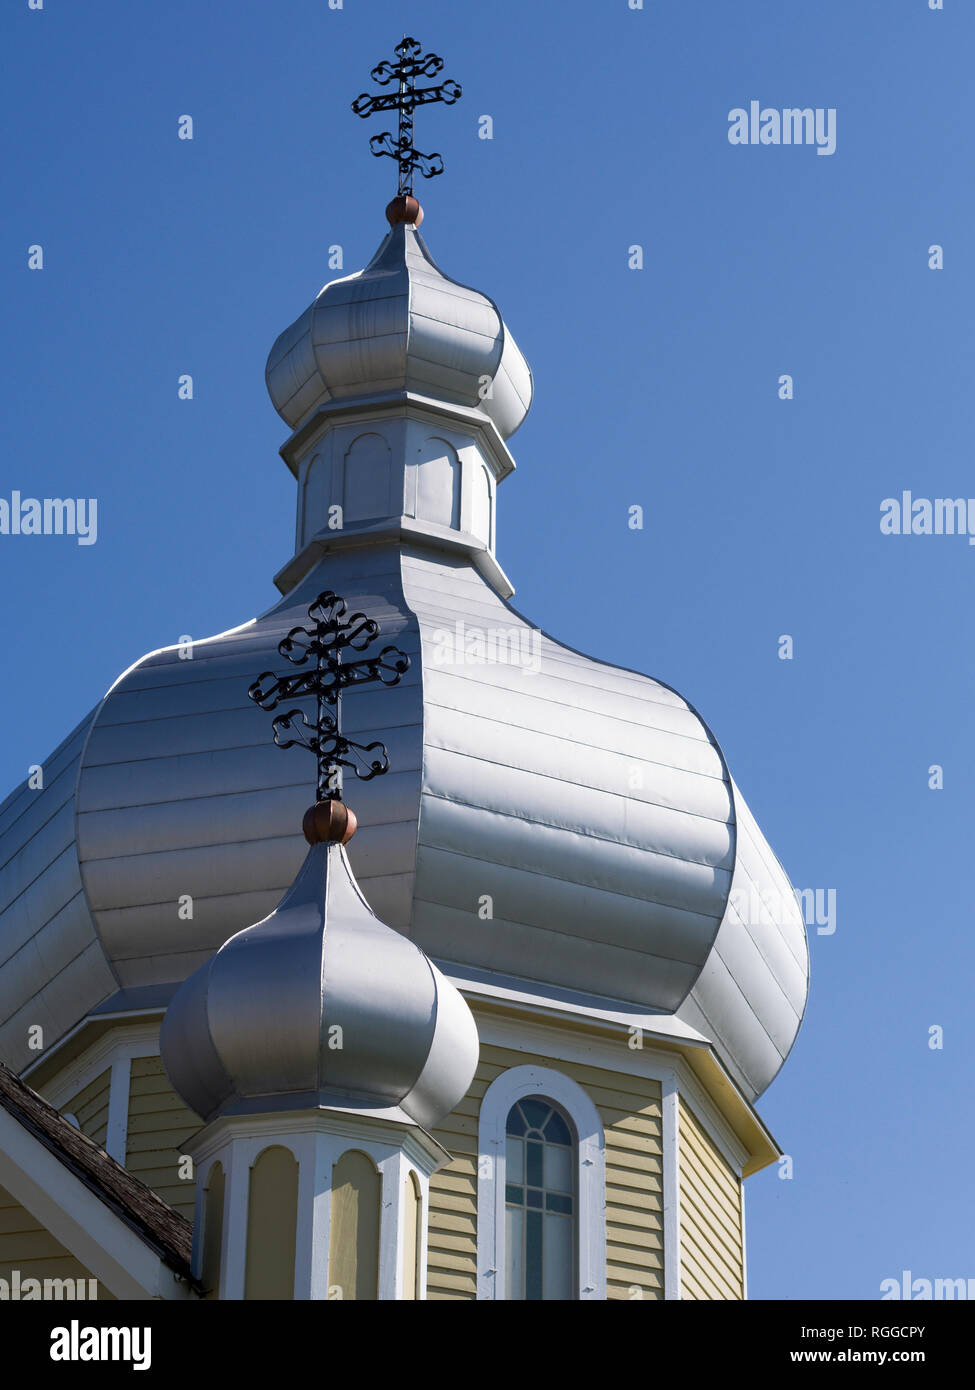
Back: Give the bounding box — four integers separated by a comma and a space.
0, 1182, 114, 1299
426, 1041, 664, 1301
69, 1067, 111, 1149
678, 1098, 744, 1300
125, 1056, 199, 1222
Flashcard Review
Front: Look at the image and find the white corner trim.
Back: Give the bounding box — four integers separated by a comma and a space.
105, 1056, 132, 1165
661, 1072, 681, 1300
476, 1064, 606, 1301
740, 1180, 749, 1300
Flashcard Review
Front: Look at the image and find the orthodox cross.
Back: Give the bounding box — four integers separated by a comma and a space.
351, 36, 461, 196
248, 591, 410, 803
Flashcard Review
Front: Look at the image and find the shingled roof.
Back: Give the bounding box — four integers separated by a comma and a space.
0, 1061, 197, 1288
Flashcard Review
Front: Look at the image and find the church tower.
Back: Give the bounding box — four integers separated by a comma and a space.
0, 38, 808, 1301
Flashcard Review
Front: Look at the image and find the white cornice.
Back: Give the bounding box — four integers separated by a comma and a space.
279, 391, 517, 481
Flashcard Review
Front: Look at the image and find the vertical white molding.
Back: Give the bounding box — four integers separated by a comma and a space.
292, 1133, 319, 1300
377, 1149, 401, 1301
662, 1072, 682, 1301
308, 1133, 335, 1301
415, 1168, 429, 1302
219, 1142, 250, 1301
104, 1056, 131, 1164
190, 1156, 212, 1282
739, 1175, 748, 1301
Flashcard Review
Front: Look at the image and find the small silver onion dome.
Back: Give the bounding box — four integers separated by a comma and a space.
160, 833, 479, 1129
265, 212, 533, 439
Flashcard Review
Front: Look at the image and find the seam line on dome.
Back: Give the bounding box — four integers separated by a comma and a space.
417, 800, 733, 907
411, 888, 709, 975
422, 697, 730, 793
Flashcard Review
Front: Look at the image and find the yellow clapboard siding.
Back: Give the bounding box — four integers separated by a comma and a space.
678, 1098, 744, 1300
680, 1106, 739, 1181
681, 1120, 740, 1204
605, 1147, 662, 1178
607, 1241, 663, 1269
0, 1183, 114, 1299
429, 1209, 476, 1235
609, 1275, 664, 1289
681, 1116, 741, 1226
681, 1179, 744, 1268
681, 1215, 740, 1297
68, 1068, 112, 1150
680, 1208, 742, 1297
682, 1217, 740, 1292
607, 1221, 663, 1250
609, 1266, 664, 1287
427, 1246, 478, 1274
681, 1159, 740, 1232
0, 1229, 75, 1262
123, 1123, 196, 1156
682, 1249, 739, 1302
124, 1057, 199, 1224
0, 1204, 44, 1236
429, 1232, 477, 1258
607, 1114, 662, 1141
426, 1174, 477, 1205
427, 1275, 477, 1300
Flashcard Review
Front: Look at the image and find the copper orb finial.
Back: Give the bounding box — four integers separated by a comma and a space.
386, 193, 423, 227
303, 800, 357, 846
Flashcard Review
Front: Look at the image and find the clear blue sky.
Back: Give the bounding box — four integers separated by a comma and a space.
2, 0, 971, 1300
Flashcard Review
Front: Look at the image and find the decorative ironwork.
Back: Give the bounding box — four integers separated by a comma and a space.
248, 591, 410, 802
351, 36, 461, 196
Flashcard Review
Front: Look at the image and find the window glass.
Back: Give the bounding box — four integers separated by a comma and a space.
504, 1097, 576, 1299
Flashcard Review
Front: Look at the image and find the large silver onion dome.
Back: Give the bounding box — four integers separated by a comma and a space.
160, 836, 478, 1128
265, 219, 533, 440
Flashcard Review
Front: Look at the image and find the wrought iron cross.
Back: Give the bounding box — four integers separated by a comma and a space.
351, 36, 462, 196
248, 591, 410, 803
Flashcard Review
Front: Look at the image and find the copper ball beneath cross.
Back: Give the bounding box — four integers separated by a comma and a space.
303, 800, 357, 845
386, 194, 423, 227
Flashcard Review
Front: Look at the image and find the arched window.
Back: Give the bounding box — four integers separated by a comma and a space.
477, 1064, 605, 1300
504, 1097, 575, 1299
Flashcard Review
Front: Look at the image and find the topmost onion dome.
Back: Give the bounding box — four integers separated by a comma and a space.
265, 207, 533, 441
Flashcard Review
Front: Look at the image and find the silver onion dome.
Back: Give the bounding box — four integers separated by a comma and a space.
160, 835, 479, 1129
265, 218, 533, 440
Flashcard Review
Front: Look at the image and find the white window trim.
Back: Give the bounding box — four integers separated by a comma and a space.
476, 1064, 606, 1301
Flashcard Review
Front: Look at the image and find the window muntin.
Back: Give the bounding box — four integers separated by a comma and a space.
504, 1097, 576, 1299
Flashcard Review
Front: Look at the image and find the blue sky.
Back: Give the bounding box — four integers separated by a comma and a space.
2, 0, 971, 1299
